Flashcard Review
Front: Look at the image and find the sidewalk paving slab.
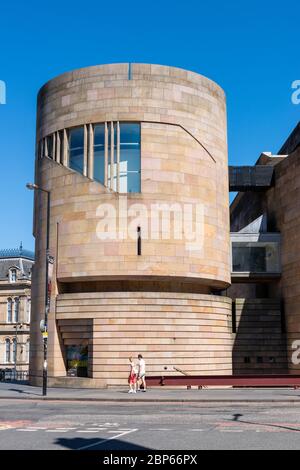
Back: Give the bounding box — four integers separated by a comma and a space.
1, 382, 300, 403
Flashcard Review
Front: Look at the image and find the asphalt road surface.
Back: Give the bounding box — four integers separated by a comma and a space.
1, 400, 300, 450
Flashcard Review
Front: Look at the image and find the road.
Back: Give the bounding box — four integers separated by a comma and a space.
0, 400, 300, 450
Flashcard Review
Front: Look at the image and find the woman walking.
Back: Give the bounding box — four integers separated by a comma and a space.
128, 357, 138, 393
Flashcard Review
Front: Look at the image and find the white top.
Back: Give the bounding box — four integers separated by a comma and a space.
138, 358, 146, 375
130, 361, 138, 374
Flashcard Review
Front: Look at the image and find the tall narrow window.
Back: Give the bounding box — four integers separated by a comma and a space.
13, 298, 19, 323
69, 127, 84, 174
7, 298, 12, 323
108, 123, 117, 190
9, 269, 17, 283
94, 124, 105, 184
12, 338, 17, 364
119, 123, 141, 193
46, 135, 54, 159
26, 340, 30, 363
26, 298, 31, 323
137, 226, 142, 255
58, 130, 65, 164
5, 339, 11, 363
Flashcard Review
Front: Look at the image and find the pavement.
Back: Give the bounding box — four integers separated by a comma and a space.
1, 381, 300, 403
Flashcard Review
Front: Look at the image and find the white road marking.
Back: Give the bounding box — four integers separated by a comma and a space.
149, 428, 172, 431
78, 430, 99, 433
190, 429, 205, 432
220, 430, 243, 433
77, 429, 138, 451
17, 429, 38, 432
46, 429, 69, 433
107, 430, 126, 433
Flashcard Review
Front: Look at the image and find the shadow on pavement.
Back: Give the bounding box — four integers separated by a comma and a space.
56, 437, 150, 451
7, 388, 41, 397
230, 413, 300, 432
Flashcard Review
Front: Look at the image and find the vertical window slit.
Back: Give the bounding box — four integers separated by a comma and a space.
232, 300, 236, 333
137, 226, 141, 255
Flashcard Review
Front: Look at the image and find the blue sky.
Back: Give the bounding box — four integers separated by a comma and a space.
0, 0, 299, 251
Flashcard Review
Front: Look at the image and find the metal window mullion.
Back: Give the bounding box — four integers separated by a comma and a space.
83, 124, 88, 176
117, 121, 120, 192
110, 121, 114, 190
104, 122, 108, 187
53, 133, 56, 161
45, 137, 48, 158
63, 129, 68, 166
56, 131, 60, 163
88, 124, 94, 179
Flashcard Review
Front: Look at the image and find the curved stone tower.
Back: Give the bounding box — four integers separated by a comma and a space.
30, 63, 232, 387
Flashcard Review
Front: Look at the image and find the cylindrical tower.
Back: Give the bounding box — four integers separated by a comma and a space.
30, 63, 232, 387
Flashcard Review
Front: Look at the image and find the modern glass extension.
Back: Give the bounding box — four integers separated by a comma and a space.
39, 122, 141, 193
231, 232, 281, 276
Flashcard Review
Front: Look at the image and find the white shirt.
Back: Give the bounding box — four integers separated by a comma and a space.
130, 361, 138, 374
138, 358, 146, 375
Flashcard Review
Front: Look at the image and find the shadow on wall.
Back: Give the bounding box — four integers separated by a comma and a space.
232, 297, 288, 374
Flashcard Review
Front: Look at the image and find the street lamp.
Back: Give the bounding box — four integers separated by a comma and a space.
26, 182, 52, 396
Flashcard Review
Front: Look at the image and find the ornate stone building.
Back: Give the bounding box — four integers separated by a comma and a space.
30, 63, 231, 387
0, 246, 34, 375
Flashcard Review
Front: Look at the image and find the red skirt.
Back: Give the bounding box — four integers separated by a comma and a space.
128, 373, 137, 385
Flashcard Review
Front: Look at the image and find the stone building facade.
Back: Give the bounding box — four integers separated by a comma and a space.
0, 247, 34, 375
229, 122, 300, 374
30, 62, 300, 387
30, 63, 232, 387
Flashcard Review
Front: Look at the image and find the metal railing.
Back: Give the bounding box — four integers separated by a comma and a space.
146, 374, 300, 389
0, 369, 28, 382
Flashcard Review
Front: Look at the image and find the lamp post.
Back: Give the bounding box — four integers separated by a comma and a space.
26, 183, 52, 396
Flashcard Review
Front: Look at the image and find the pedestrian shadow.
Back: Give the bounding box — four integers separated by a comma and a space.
7, 388, 41, 397
55, 437, 150, 451
229, 413, 300, 433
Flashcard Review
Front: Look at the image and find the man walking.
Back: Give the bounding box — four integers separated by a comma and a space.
137, 354, 146, 392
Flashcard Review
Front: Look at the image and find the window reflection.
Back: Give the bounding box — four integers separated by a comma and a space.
119, 123, 141, 193
42, 122, 141, 193
46, 135, 54, 159
69, 127, 84, 174
94, 124, 105, 184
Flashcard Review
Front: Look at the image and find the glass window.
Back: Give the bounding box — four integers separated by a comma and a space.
119, 123, 141, 193
7, 298, 12, 323
9, 269, 17, 283
58, 130, 64, 164
12, 339, 17, 363
26, 340, 30, 363
46, 135, 54, 159
26, 298, 31, 323
232, 242, 280, 273
5, 339, 11, 363
107, 123, 118, 191
94, 124, 105, 184
13, 298, 19, 323
69, 127, 84, 174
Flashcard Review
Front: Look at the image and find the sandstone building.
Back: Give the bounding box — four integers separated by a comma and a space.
30, 63, 232, 387
0, 246, 34, 377
29, 61, 299, 387
229, 122, 300, 374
